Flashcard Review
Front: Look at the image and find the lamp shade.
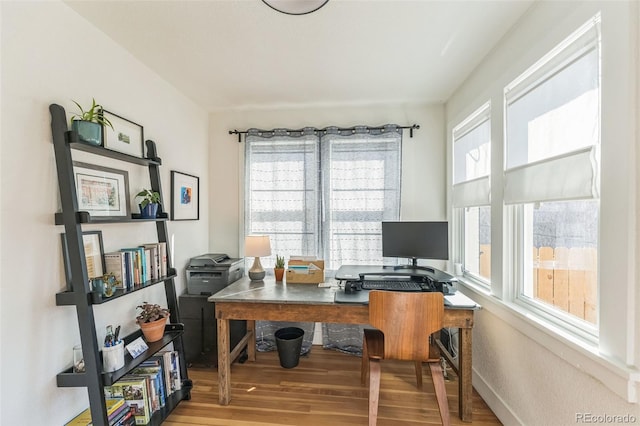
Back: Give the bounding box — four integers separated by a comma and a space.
262, 0, 329, 15
245, 235, 271, 257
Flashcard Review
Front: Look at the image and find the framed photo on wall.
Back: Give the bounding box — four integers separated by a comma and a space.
73, 161, 131, 220
171, 171, 199, 221
61, 230, 106, 290
102, 110, 144, 158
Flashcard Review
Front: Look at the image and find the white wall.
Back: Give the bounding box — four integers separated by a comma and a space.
446, 1, 640, 424
208, 103, 446, 259
0, 2, 209, 424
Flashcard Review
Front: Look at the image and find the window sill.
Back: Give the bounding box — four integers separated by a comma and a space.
456, 279, 640, 403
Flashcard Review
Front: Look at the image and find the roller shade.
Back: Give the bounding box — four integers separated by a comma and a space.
452, 176, 491, 207
504, 146, 599, 204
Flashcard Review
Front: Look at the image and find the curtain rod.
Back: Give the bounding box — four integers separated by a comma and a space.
228, 124, 420, 143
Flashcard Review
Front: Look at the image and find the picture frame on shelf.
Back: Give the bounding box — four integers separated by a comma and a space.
61, 230, 105, 291
73, 161, 131, 220
171, 171, 199, 221
102, 110, 144, 158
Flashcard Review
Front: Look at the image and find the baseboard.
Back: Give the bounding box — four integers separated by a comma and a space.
472, 368, 523, 425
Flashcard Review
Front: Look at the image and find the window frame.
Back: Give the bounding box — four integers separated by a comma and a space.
451, 102, 492, 287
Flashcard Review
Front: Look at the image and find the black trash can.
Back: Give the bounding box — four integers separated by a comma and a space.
275, 327, 304, 368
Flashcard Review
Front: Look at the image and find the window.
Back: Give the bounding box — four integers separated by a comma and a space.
452, 103, 491, 283
245, 126, 401, 274
505, 15, 600, 330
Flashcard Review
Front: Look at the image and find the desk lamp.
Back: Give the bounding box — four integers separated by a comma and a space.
245, 235, 271, 281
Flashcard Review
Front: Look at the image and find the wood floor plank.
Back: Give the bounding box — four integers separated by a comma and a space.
165, 347, 502, 425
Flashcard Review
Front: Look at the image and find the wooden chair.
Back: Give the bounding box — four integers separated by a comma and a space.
361, 290, 450, 426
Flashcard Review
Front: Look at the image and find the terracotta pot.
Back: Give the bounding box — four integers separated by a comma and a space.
274, 268, 285, 282
139, 317, 167, 342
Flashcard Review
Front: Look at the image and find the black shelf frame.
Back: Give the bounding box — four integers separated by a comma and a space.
50, 104, 190, 426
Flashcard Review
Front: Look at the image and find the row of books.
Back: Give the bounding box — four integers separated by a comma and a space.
104, 350, 182, 425
65, 397, 135, 426
104, 242, 167, 291
65, 349, 181, 425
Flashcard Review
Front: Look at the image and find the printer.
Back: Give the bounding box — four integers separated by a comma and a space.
186, 253, 244, 295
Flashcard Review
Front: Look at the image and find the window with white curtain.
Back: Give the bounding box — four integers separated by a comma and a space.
452, 103, 491, 284
245, 126, 402, 275
504, 14, 600, 333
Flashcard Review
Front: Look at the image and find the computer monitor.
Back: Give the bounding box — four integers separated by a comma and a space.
382, 221, 449, 272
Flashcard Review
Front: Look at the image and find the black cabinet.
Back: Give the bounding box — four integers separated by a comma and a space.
179, 294, 247, 367
50, 104, 191, 426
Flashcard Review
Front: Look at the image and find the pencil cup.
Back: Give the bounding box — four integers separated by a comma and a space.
102, 340, 125, 372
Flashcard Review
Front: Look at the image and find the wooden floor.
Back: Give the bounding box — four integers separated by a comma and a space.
165, 348, 502, 426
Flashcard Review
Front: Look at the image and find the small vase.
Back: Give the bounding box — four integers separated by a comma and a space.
139, 317, 167, 342
274, 268, 285, 282
72, 120, 102, 146
139, 203, 159, 219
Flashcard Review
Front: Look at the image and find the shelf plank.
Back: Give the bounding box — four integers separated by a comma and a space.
66, 134, 162, 166
55, 270, 178, 306
55, 211, 169, 225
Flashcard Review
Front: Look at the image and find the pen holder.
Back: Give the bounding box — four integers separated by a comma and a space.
102, 340, 125, 372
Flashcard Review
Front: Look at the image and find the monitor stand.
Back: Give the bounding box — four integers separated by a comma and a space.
391, 258, 435, 275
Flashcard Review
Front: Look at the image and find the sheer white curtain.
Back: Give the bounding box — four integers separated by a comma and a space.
244, 125, 402, 354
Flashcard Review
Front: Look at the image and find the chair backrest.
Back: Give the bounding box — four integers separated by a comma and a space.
368, 290, 444, 361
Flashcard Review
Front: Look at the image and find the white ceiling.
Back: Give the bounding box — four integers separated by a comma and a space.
65, 0, 534, 112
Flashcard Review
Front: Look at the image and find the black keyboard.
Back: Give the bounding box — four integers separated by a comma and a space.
360, 280, 424, 291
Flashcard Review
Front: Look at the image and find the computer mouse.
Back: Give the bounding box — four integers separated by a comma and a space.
344, 281, 360, 294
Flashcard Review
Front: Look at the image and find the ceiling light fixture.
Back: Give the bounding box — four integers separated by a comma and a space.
261, 0, 329, 16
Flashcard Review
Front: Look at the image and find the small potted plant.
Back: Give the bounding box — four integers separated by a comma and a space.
274, 255, 285, 282
69, 98, 113, 146
136, 302, 170, 342
136, 189, 161, 218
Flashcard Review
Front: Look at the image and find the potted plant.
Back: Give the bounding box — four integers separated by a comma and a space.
274, 255, 285, 282
135, 302, 170, 342
136, 188, 161, 218
69, 98, 113, 146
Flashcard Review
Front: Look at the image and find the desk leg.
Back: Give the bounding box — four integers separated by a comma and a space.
217, 318, 230, 405
247, 320, 256, 361
459, 327, 473, 422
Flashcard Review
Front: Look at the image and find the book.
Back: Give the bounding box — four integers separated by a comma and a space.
104, 252, 126, 289
107, 402, 129, 424
65, 408, 92, 426
141, 243, 160, 280
64, 398, 126, 425
158, 242, 167, 277
105, 397, 126, 417
105, 376, 151, 425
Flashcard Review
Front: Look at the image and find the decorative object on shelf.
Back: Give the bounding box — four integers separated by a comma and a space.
170, 171, 199, 221
245, 235, 271, 281
72, 161, 131, 219
61, 230, 105, 291
73, 344, 85, 373
135, 188, 161, 219
274, 255, 285, 282
69, 98, 113, 146
261, 0, 329, 15
91, 273, 119, 298
102, 110, 144, 158
136, 302, 170, 342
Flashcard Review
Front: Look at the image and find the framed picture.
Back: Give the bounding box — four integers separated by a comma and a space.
171, 171, 199, 221
102, 110, 144, 158
74, 161, 131, 219
61, 230, 106, 290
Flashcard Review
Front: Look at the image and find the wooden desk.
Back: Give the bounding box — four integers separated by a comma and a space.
210, 278, 476, 422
